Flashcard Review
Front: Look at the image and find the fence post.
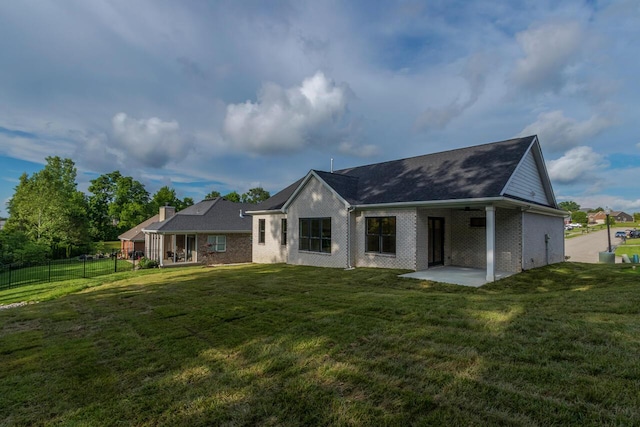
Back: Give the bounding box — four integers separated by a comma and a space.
114, 252, 117, 273
8, 263, 11, 288
83, 256, 86, 278
48, 260, 51, 283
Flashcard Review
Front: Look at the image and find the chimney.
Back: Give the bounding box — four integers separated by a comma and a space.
159, 205, 176, 222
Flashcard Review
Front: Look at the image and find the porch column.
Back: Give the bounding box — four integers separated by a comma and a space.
486, 206, 496, 282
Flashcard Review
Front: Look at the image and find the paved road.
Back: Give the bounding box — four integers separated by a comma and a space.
565, 227, 624, 263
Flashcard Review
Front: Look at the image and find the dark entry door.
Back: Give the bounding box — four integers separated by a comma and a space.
428, 217, 445, 266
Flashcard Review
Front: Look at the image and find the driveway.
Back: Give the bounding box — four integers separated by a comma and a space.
565, 227, 624, 263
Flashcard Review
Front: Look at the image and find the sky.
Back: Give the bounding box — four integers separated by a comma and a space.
1, 0, 639, 217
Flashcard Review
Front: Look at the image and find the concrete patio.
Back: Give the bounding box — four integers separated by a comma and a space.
400, 266, 515, 287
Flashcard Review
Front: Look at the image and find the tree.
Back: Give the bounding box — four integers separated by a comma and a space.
87, 171, 150, 237
558, 201, 580, 212
204, 190, 221, 199
241, 187, 271, 204
588, 207, 604, 213
149, 186, 194, 214
5, 157, 89, 252
634, 212, 640, 222
223, 191, 241, 203
571, 211, 587, 225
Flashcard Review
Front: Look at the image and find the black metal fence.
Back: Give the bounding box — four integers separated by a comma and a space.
0, 254, 137, 290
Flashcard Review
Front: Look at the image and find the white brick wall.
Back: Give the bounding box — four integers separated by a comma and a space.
252, 213, 288, 264
495, 209, 522, 272
355, 208, 417, 270
522, 212, 564, 269
287, 176, 349, 268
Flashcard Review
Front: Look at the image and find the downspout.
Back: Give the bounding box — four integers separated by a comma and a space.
346, 206, 355, 270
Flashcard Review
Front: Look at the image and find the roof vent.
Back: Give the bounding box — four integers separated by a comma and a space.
239, 209, 244, 218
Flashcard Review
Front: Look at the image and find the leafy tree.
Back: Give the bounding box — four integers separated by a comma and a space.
204, 190, 221, 199
241, 187, 271, 204
588, 207, 604, 213
223, 191, 241, 203
88, 171, 150, 236
558, 201, 580, 212
149, 186, 194, 214
634, 212, 640, 222
5, 157, 89, 251
571, 211, 587, 225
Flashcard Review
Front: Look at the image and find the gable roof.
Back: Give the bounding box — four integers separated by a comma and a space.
118, 214, 160, 242
254, 135, 559, 212
143, 198, 254, 233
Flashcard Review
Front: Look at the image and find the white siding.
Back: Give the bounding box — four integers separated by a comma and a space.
252, 213, 288, 264
522, 212, 564, 270
504, 149, 550, 205
287, 176, 349, 268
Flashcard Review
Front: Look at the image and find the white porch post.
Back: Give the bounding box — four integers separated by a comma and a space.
486, 206, 496, 282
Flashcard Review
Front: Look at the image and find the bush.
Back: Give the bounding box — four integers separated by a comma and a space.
137, 257, 159, 269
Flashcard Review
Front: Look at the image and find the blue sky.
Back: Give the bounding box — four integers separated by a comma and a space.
1, 0, 639, 217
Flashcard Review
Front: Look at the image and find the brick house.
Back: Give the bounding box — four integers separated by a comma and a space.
248, 136, 566, 282
142, 198, 254, 267
118, 214, 160, 256
589, 210, 634, 224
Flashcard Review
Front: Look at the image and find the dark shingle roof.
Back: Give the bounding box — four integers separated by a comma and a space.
118, 214, 160, 241
144, 198, 254, 233
255, 136, 538, 210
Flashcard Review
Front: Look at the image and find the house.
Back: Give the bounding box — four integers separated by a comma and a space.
248, 135, 566, 281
118, 214, 160, 256
142, 198, 254, 267
589, 210, 633, 224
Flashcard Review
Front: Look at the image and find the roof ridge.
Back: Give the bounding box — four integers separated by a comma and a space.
334, 135, 536, 173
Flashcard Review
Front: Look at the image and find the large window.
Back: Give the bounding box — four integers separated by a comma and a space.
299, 218, 331, 253
207, 235, 226, 252
258, 219, 265, 244
281, 218, 287, 246
366, 216, 396, 254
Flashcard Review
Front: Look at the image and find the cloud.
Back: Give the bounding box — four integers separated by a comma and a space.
414, 54, 490, 131
512, 21, 584, 93
547, 146, 608, 184
222, 71, 352, 154
111, 113, 194, 168
338, 141, 379, 157
518, 110, 614, 152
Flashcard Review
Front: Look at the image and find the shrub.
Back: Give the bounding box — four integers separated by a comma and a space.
137, 257, 159, 269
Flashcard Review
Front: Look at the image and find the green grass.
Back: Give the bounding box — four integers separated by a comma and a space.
1, 263, 640, 425
615, 237, 640, 258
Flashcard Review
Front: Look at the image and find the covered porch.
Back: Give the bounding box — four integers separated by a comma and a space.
146, 232, 199, 266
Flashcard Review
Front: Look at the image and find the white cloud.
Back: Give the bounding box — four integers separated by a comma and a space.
518, 110, 614, 152
222, 71, 352, 154
512, 21, 584, 93
111, 113, 194, 168
572, 195, 640, 214
547, 146, 608, 184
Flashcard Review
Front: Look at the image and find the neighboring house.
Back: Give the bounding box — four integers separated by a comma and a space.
143, 198, 254, 267
248, 135, 566, 281
118, 214, 160, 256
589, 210, 634, 224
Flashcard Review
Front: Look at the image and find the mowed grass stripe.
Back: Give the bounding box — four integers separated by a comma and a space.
1, 263, 639, 425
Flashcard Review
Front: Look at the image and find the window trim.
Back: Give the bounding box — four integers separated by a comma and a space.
299, 217, 331, 254
365, 216, 397, 254
207, 235, 227, 252
258, 218, 266, 244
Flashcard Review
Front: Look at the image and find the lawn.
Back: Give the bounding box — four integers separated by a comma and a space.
1, 263, 639, 425
615, 237, 640, 258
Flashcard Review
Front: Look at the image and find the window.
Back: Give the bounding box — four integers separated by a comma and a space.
258, 219, 265, 243
366, 217, 396, 254
470, 217, 486, 228
207, 235, 226, 252
299, 218, 331, 253
281, 218, 287, 246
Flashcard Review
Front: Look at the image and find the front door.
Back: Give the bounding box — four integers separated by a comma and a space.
428, 217, 445, 267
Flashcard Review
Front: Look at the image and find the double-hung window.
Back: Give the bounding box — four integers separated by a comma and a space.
258, 219, 265, 244
207, 235, 226, 252
366, 216, 396, 254
299, 218, 331, 253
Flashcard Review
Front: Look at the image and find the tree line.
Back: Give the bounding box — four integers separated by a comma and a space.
1, 156, 270, 262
